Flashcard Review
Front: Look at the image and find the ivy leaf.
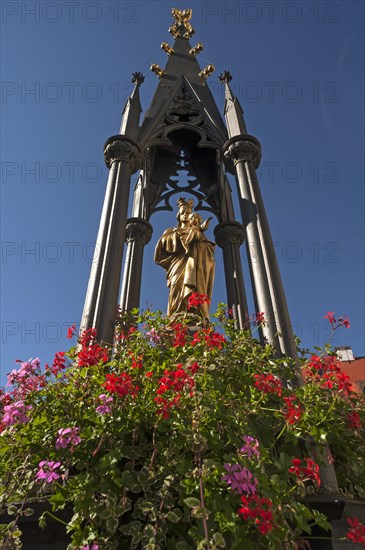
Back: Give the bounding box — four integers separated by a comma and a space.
184, 497, 201, 508
106, 517, 119, 534
213, 532, 226, 548
166, 509, 183, 522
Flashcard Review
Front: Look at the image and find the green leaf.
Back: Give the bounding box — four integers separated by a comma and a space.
140, 501, 154, 513
38, 513, 47, 530
99, 508, 113, 519
106, 517, 119, 534
312, 509, 331, 531
191, 506, 209, 519
184, 497, 201, 508
176, 542, 189, 550
7, 505, 17, 515
213, 532, 226, 548
49, 491, 66, 510
166, 509, 183, 522
120, 446, 139, 459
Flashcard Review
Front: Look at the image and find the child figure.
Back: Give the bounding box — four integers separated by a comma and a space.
180, 212, 212, 254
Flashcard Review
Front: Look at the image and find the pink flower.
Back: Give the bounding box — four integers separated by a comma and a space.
95, 394, 113, 415
2, 401, 32, 427
81, 544, 99, 550
7, 358, 40, 386
55, 427, 81, 449
146, 328, 160, 343
240, 436, 260, 458
222, 464, 258, 495
36, 461, 62, 483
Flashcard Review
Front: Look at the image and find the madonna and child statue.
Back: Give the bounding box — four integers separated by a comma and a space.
154, 198, 215, 322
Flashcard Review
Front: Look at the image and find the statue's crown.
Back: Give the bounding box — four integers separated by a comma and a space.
177, 197, 194, 210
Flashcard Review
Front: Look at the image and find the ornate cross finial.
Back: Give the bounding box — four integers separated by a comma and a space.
218, 70, 233, 84
131, 71, 145, 85
169, 8, 195, 39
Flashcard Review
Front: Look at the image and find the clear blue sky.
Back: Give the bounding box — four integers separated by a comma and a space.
1, 1, 364, 385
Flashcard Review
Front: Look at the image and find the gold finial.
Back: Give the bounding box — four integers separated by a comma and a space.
169, 8, 195, 39
150, 64, 166, 79
189, 42, 203, 56
161, 42, 175, 56
198, 64, 215, 79
218, 70, 233, 84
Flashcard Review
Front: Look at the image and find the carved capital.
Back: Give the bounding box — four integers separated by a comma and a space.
104, 136, 142, 172
125, 218, 153, 245
223, 135, 261, 168
214, 221, 245, 248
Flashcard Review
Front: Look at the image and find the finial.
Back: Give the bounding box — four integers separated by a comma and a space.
131, 71, 145, 85
189, 42, 203, 56
198, 64, 215, 79
218, 70, 233, 84
161, 42, 175, 56
150, 64, 166, 79
169, 8, 195, 39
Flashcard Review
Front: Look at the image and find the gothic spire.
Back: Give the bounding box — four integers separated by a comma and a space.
119, 72, 144, 139
219, 70, 248, 136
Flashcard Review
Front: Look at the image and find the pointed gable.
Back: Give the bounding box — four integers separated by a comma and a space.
140, 32, 227, 147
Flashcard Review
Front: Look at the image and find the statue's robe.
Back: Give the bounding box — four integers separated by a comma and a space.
154, 226, 215, 318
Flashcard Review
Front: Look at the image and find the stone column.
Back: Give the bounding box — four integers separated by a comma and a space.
224, 135, 280, 348
244, 161, 299, 363
214, 221, 249, 331
119, 217, 153, 312
80, 136, 142, 345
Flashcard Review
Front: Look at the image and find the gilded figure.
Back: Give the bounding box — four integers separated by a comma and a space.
154, 198, 215, 321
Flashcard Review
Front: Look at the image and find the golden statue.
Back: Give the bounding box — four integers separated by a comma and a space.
169, 8, 195, 39
154, 198, 215, 321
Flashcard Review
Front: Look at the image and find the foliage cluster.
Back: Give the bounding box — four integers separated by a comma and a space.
0, 305, 364, 549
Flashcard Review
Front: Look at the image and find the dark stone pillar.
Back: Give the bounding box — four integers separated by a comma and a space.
224, 135, 280, 349
80, 136, 142, 345
119, 217, 153, 312
214, 221, 249, 330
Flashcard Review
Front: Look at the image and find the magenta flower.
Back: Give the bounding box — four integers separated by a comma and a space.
2, 401, 32, 427
240, 436, 260, 459
81, 544, 99, 550
95, 394, 113, 415
146, 328, 160, 344
222, 464, 258, 495
55, 427, 81, 449
36, 461, 62, 483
